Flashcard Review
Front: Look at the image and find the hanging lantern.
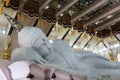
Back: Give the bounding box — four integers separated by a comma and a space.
55, 26, 59, 32
38, 18, 44, 27
69, 27, 75, 35
84, 33, 88, 39
17, 13, 24, 22
38, 19, 42, 25
54, 22, 62, 32
109, 31, 114, 40
95, 37, 99, 42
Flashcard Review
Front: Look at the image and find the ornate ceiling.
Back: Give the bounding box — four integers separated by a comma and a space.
6, 0, 120, 38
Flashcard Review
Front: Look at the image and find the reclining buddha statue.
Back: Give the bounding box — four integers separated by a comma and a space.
4, 13, 120, 80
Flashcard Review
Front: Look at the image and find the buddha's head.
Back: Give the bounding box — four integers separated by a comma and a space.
18, 26, 53, 60
18, 26, 51, 49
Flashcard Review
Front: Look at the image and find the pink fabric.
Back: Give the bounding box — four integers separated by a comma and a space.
0, 68, 7, 80
45, 68, 55, 78
0, 60, 86, 80
8, 61, 30, 80
54, 69, 70, 80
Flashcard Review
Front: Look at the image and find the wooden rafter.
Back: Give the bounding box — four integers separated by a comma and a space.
95, 13, 120, 30
84, 2, 120, 27
56, 0, 79, 17
71, 0, 108, 23
39, 0, 52, 13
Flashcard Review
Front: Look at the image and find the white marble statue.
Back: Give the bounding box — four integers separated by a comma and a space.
10, 26, 120, 80
4, 13, 120, 80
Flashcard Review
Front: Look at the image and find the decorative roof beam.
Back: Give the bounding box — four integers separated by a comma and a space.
71, 0, 108, 23
92, 40, 102, 51
84, 2, 120, 27
34, 0, 52, 28
56, 0, 79, 17
39, 0, 52, 13
82, 36, 93, 50
71, 33, 83, 47
102, 42, 108, 48
33, 19, 38, 27
95, 13, 120, 30
114, 35, 120, 42
62, 29, 70, 40
18, 0, 28, 13
46, 24, 54, 37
